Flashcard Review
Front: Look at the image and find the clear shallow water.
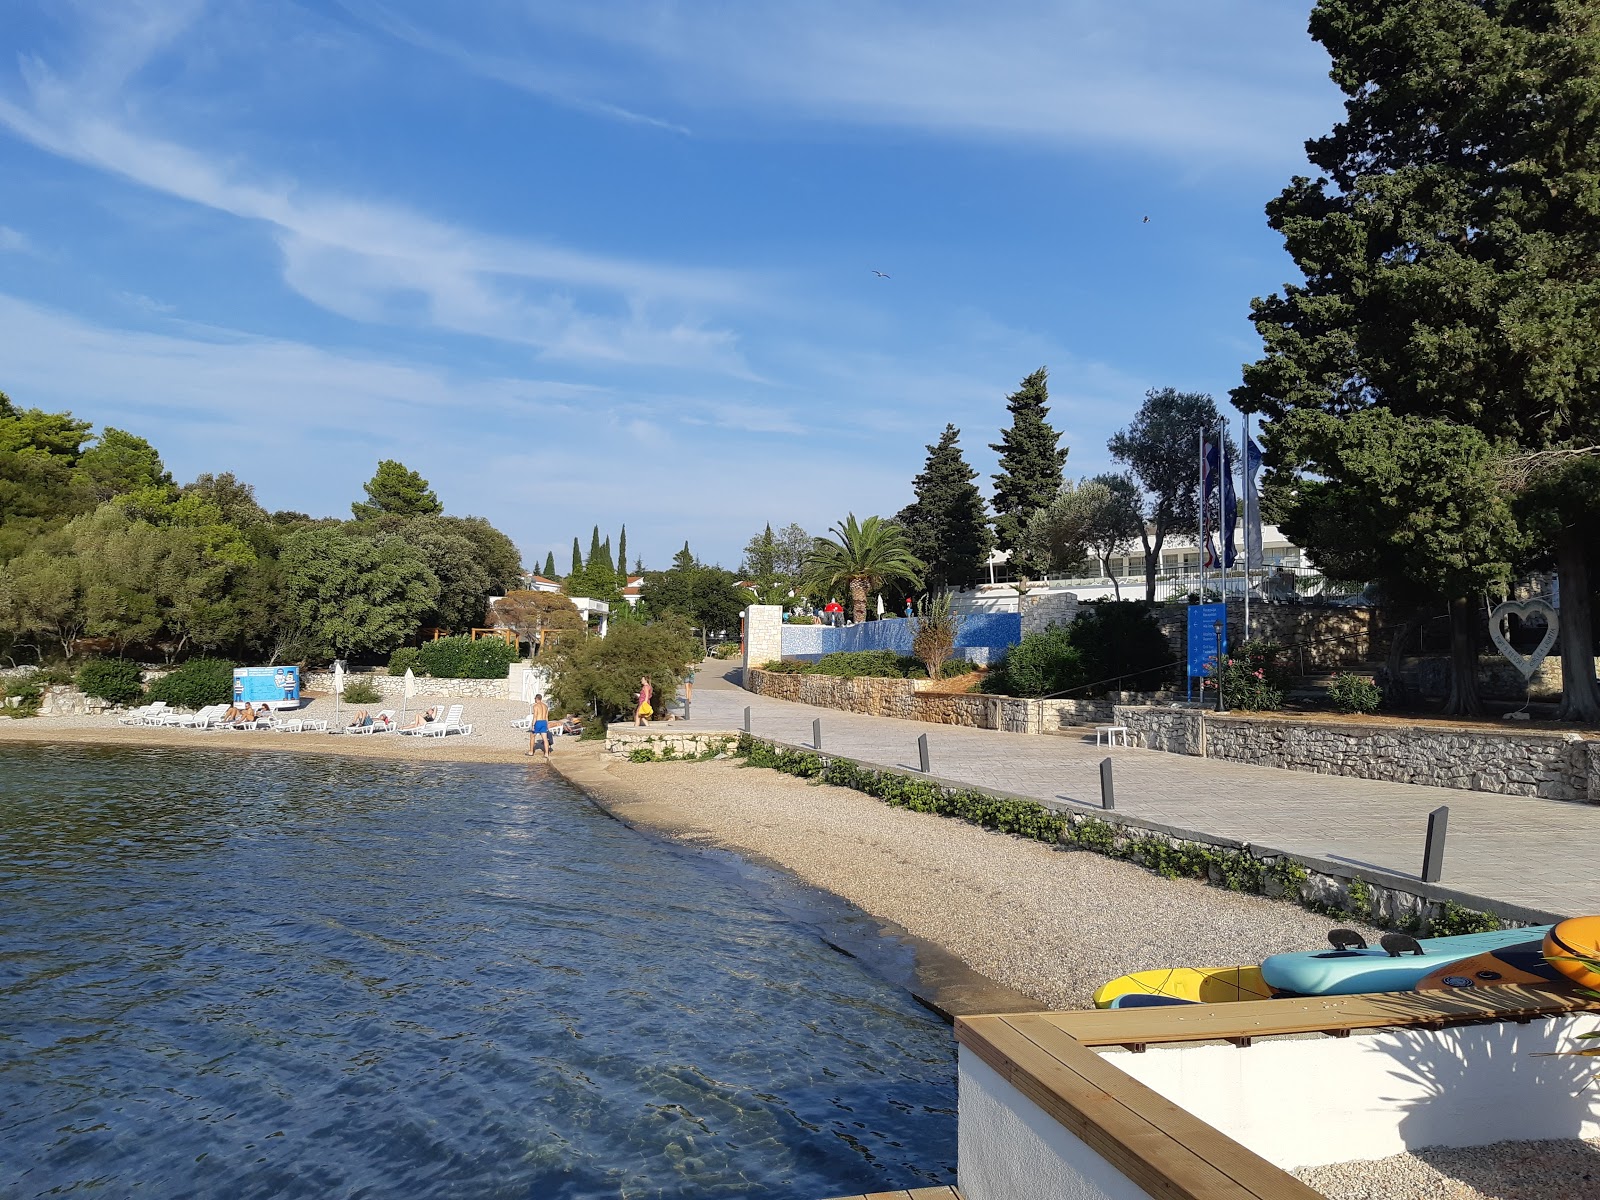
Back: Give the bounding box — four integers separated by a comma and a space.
0, 746, 956, 1199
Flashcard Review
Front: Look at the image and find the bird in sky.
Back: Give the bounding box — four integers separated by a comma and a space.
1142, 216, 1150, 223
871, 269, 890, 278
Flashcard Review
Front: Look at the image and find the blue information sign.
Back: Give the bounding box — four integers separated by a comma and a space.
233, 666, 300, 709
1186, 603, 1228, 700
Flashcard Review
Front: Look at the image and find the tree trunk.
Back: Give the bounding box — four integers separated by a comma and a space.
1141, 527, 1162, 602
1442, 596, 1483, 717
1555, 522, 1600, 722
849, 578, 869, 625
1382, 612, 1419, 709
1103, 555, 1122, 600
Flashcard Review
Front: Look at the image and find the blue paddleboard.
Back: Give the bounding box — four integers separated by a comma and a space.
1260, 925, 1553, 997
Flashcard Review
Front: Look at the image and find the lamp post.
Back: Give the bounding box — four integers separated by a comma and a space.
1213, 620, 1226, 713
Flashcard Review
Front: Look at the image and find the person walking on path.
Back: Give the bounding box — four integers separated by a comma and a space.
528, 693, 552, 761
684, 667, 695, 704
635, 676, 653, 727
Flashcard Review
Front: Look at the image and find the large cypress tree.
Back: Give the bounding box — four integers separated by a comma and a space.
543, 551, 556, 579
616, 526, 628, 582
896, 424, 994, 590
1234, 0, 1600, 719
569, 537, 583, 579
989, 367, 1069, 553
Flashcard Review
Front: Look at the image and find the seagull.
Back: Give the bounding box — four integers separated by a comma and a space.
872, 269, 890, 278
1142, 216, 1150, 223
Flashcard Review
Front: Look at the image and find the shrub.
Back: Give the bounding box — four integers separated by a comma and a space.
787, 614, 818, 624
549, 616, 700, 721
1212, 640, 1288, 711
342, 678, 383, 704
912, 592, 961, 679
712, 642, 742, 659
579, 719, 608, 741
940, 658, 976, 677
1329, 672, 1382, 714
34, 663, 75, 686
3, 677, 42, 717
76, 659, 146, 705
1067, 600, 1174, 692
759, 659, 809, 674
146, 659, 235, 709
981, 625, 1086, 697
415, 636, 518, 679
387, 647, 421, 677
810, 650, 922, 679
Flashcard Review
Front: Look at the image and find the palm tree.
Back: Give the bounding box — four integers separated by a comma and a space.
802, 514, 924, 625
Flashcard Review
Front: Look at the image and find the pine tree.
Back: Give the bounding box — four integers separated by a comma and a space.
543, 551, 556, 579
616, 526, 628, 583
351, 460, 443, 519
989, 367, 1068, 553
672, 541, 695, 572
896, 424, 993, 590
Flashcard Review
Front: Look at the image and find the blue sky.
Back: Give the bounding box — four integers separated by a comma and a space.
0, 1, 1342, 572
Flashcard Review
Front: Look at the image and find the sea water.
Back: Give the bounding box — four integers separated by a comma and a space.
0, 745, 956, 1198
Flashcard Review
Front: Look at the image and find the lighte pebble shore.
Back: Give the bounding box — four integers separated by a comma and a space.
1297, 1137, 1600, 1199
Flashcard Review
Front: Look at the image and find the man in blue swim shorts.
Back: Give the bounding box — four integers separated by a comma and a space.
528, 693, 552, 761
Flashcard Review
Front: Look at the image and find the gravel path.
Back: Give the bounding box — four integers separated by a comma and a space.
570, 747, 1386, 1011
1296, 1138, 1600, 1199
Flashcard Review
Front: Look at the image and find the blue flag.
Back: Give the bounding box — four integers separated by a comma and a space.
1244, 438, 1264, 569
1221, 439, 1238, 568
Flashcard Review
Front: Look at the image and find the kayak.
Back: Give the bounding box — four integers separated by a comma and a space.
1544, 915, 1600, 992
1413, 935, 1564, 992
1094, 965, 1276, 1010
1260, 926, 1554, 998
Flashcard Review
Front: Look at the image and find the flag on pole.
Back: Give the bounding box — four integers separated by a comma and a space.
1221, 439, 1239, 569
1244, 437, 1264, 569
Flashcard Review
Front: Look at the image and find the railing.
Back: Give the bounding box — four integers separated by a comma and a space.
965, 565, 1366, 606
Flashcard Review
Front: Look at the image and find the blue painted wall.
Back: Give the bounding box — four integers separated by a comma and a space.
778, 613, 1020, 664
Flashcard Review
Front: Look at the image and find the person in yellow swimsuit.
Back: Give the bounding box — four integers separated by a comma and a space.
634, 675, 653, 727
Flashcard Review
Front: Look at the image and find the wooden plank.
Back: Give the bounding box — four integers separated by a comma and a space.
959, 1014, 1305, 1200
818, 1186, 961, 1200
1034, 982, 1600, 1048
1004, 1014, 1320, 1200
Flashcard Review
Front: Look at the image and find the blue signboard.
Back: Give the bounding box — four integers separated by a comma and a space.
1186, 603, 1228, 701
233, 666, 300, 709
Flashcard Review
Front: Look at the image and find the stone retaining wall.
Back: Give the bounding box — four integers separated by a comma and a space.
1154, 605, 1377, 670
1113, 705, 1600, 803
605, 730, 739, 760
744, 668, 1164, 734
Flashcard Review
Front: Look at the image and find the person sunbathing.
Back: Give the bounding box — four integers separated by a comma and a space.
221, 704, 245, 723
559, 715, 583, 736
399, 706, 439, 730
346, 709, 372, 729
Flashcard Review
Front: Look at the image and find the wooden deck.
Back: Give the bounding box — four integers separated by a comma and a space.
954, 984, 1600, 1200
820, 1188, 962, 1200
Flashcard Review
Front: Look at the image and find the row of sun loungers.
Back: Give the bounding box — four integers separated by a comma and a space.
117, 700, 474, 737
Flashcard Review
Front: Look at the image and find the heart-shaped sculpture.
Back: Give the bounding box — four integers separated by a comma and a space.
1488, 598, 1559, 680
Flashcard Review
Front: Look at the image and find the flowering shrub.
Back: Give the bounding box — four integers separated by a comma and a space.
1202, 639, 1287, 711
1329, 672, 1383, 714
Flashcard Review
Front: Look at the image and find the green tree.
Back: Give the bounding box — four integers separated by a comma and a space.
549, 615, 701, 721
351, 460, 443, 519
801, 514, 924, 625
1108, 388, 1231, 600
0, 531, 86, 658
543, 551, 557, 579
444, 515, 522, 596
639, 558, 750, 647
1272, 410, 1523, 716
405, 516, 493, 634
74, 429, 171, 503
616, 527, 628, 582
1019, 478, 1110, 578
570, 537, 583, 579
989, 368, 1068, 553
1234, 0, 1600, 719
181, 472, 269, 529
897, 424, 993, 590
279, 526, 439, 659
1084, 472, 1144, 599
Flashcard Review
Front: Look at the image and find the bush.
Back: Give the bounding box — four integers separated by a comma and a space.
759, 659, 809, 674
810, 650, 923, 679
981, 625, 1086, 697
1212, 640, 1289, 711
940, 658, 976, 677
146, 659, 235, 710
579, 718, 608, 741
1067, 601, 1174, 693
76, 659, 146, 705
787, 614, 818, 624
1329, 672, 1382, 714
711, 642, 742, 659
342, 678, 383, 704
415, 636, 518, 679
549, 617, 701, 721
3, 677, 42, 717
387, 647, 421, 677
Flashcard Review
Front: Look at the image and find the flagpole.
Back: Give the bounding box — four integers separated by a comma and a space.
1218, 420, 1228, 638
1243, 412, 1252, 642
1198, 429, 1206, 599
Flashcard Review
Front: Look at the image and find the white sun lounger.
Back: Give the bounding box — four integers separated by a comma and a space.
177, 704, 228, 729
418, 704, 471, 737
343, 710, 395, 735
119, 702, 165, 725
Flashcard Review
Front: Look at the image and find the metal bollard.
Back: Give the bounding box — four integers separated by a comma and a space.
812, 718, 822, 750
918, 733, 930, 774
1421, 805, 1449, 882
743, 706, 751, 733
1100, 757, 1115, 810
683, 700, 691, 722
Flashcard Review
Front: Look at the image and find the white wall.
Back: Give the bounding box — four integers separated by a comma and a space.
958, 1049, 1152, 1200
1107, 1014, 1600, 1171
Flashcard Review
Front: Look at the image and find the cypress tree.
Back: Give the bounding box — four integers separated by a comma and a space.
896, 424, 994, 590
587, 526, 606, 577
570, 537, 582, 578
616, 526, 628, 582
543, 551, 556, 579
989, 367, 1069, 553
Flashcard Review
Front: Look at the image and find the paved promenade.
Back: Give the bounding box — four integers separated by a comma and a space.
688, 664, 1599, 919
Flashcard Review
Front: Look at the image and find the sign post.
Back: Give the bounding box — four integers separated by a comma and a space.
1186, 603, 1227, 703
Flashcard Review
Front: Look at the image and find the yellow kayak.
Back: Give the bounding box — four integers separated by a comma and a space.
1093, 965, 1277, 1009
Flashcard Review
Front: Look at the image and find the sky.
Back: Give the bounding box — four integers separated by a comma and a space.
0, 1, 1345, 572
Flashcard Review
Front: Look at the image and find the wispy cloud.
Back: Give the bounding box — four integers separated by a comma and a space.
0, 225, 31, 253
0, 8, 754, 372
349, 1, 1338, 164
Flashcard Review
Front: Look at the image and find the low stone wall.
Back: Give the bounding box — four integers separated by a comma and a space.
605, 730, 739, 760
744, 669, 1164, 734
1113, 705, 1600, 803
303, 671, 511, 699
